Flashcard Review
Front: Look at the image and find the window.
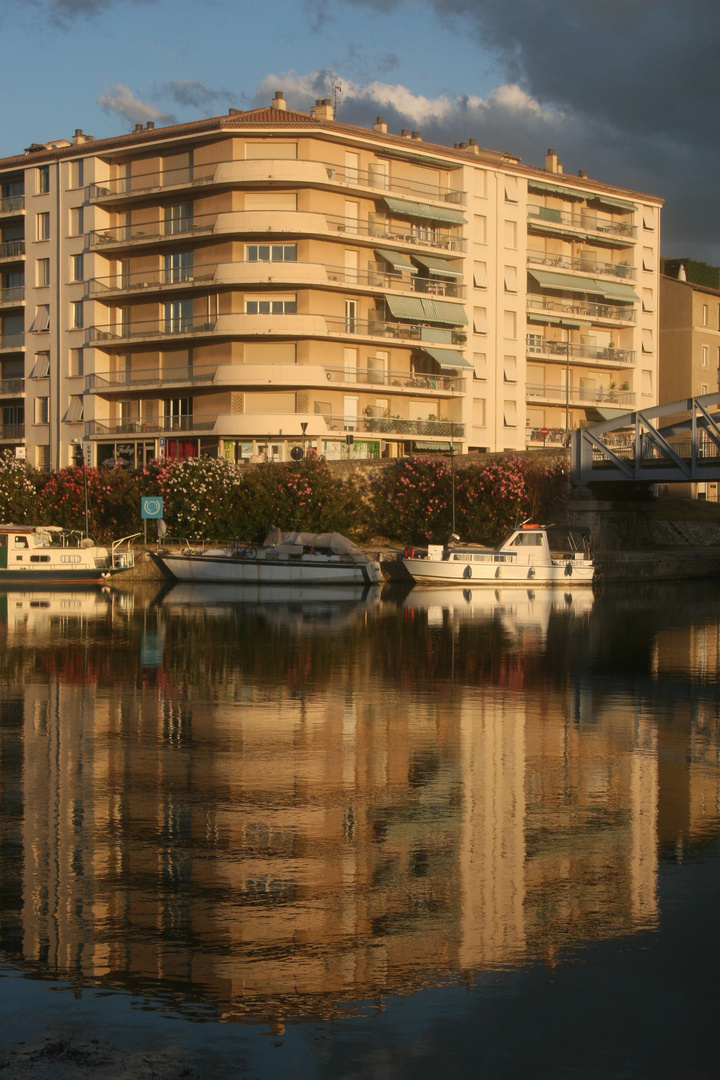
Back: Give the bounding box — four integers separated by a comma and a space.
344, 201, 359, 234
642, 246, 655, 272
504, 176, 518, 203
475, 170, 487, 198
71, 160, 84, 188
64, 395, 83, 423
36, 212, 50, 241
503, 399, 518, 427
165, 251, 193, 283
36, 396, 49, 424
36, 445, 50, 470
702, 304, 709, 326
164, 397, 192, 429
504, 310, 517, 338
29, 305, 50, 333
473, 262, 487, 289
474, 215, 487, 244
345, 152, 359, 185
165, 299, 194, 332
71, 301, 83, 329
505, 220, 517, 249
70, 207, 83, 235
702, 344, 709, 368
344, 299, 357, 332
473, 398, 487, 427
641, 370, 653, 395
32, 352, 50, 378
245, 296, 297, 315
641, 328, 653, 353
473, 307, 487, 334
37, 166, 50, 194
473, 353, 487, 379
71, 254, 84, 282
503, 355, 517, 382
642, 207, 655, 230
504, 266, 518, 293
36, 258, 50, 287
641, 288, 654, 313
246, 244, 297, 262
70, 348, 83, 377
164, 202, 193, 235
701, 383, 709, 395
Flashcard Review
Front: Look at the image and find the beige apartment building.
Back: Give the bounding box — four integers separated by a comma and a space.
0, 93, 662, 470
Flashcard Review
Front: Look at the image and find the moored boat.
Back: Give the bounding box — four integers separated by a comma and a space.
402, 524, 594, 586
0, 525, 137, 585
156, 529, 383, 586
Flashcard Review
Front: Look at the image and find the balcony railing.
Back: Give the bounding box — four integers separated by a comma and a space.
88, 415, 216, 437
0, 286, 25, 306
0, 423, 24, 440
526, 337, 635, 365
527, 249, 635, 279
324, 316, 467, 345
327, 214, 467, 253
0, 195, 24, 216
325, 365, 466, 393
526, 382, 635, 407
86, 365, 219, 391
322, 414, 464, 439
87, 261, 465, 299
527, 294, 636, 323
0, 378, 24, 396
89, 218, 214, 249
527, 427, 567, 445
527, 205, 636, 241
0, 240, 25, 260
89, 160, 466, 206
87, 317, 217, 344
0, 332, 25, 350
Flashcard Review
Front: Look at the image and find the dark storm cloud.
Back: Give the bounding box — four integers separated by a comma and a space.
339, 0, 720, 262
161, 80, 234, 110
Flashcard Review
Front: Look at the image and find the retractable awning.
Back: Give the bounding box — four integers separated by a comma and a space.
412, 254, 463, 278
421, 347, 474, 370
528, 269, 607, 296
596, 280, 639, 302
588, 194, 636, 213
527, 181, 587, 200
374, 248, 418, 273
383, 196, 466, 225
385, 294, 468, 326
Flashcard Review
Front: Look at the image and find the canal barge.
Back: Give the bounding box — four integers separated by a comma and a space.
0, 525, 136, 585
402, 524, 594, 586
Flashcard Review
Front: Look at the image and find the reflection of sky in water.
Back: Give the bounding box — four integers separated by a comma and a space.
0, 581, 719, 1076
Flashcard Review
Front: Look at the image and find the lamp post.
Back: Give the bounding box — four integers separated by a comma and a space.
71, 438, 90, 538
301, 421, 308, 458
450, 423, 456, 536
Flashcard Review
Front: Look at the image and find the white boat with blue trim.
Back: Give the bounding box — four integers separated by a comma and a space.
402, 524, 594, 587
157, 529, 383, 586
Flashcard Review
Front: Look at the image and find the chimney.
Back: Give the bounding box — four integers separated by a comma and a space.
228, 108, 240, 115
134, 123, 143, 133
401, 128, 410, 138
373, 116, 387, 133
311, 98, 334, 121
72, 128, 94, 146
465, 138, 480, 156
411, 131, 421, 141
272, 90, 287, 111
545, 147, 561, 173
145, 121, 155, 130
578, 169, 586, 178
678, 264, 687, 282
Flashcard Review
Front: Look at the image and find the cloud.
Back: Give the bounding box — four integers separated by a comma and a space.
161, 79, 234, 111
98, 85, 175, 127
31, 0, 157, 22
337, 0, 720, 262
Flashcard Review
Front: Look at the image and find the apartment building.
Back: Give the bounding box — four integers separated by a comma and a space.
0, 94, 662, 470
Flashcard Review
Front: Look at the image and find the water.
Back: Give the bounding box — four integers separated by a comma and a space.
0, 581, 719, 1079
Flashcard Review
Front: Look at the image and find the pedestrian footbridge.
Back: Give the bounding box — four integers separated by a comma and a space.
571, 392, 720, 485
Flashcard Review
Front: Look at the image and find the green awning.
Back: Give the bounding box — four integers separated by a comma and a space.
588, 194, 636, 213
596, 280, 639, 302
528, 269, 607, 296
595, 407, 630, 420
527, 180, 586, 201
558, 319, 583, 328
412, 254, 463, 278
383, 195, 466, 225
374, 248, 418, 273
422, 347, 473, 370
385, 294, 426, 321
385, 294, 467, 326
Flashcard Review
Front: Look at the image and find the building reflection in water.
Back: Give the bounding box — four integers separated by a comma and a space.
0, 582, 718, 1024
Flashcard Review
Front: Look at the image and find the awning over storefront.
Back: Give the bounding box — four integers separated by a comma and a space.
411, 254, 463, 278
421, 347, 474, 370
385, 294, 468, 326
383, 195, 466, 225
374, 248, 418, 273
528, 269, 607, 296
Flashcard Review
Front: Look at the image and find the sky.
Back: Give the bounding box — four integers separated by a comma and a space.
1, 0, 718, 263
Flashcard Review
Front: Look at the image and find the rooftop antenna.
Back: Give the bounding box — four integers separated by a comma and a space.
332, 82, 342, 119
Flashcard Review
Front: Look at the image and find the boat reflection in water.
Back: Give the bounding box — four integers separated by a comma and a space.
0, 581, 718, 1033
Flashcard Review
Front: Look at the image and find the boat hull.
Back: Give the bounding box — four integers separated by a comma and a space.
158, 552, 382, 586
402, 557, 594, 586
0, 568, 112, 586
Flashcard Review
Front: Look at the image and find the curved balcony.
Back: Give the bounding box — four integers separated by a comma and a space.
528, 204, 636, 245
0, 332, 25, 352
86, 363, 466, 397
0, 240, 25, 263
88, 261, 465, 300
526, 382, 635, 407
86, 312, 468, 349
89, 159, 466, 207
526, 336, 635, 366
88, 211, 467, 255
528, 249, 635, 280
527, 294, 636, 325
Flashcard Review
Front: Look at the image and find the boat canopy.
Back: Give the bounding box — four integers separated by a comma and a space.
264, 528, 360, 556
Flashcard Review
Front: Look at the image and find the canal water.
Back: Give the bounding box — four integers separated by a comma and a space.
0, 580, 718, 1079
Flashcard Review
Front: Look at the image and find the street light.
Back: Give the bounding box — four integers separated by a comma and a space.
70, 438, 90, 538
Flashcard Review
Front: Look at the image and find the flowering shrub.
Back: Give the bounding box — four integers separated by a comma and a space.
374, 457, 453, 543
0, 451, 36, 523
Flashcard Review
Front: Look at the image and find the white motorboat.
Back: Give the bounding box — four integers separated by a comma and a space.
0, 525, 137, 585
156, 529, 383, 586
402, 524, 594, 587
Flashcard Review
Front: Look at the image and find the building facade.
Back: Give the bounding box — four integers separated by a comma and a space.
0, 95, 662, 470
